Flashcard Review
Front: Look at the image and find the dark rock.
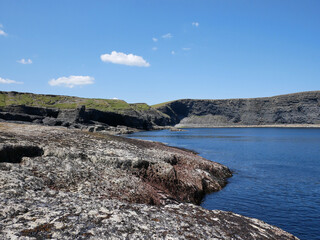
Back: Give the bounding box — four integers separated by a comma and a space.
132, 159, 150, 169
87, 126, 95, 132
56, 107, 85, 124
0, 92, 171, 130
94, 125, 106, 132
156, 91, 320, 127
0, 145, 43, 163
0, 111, 41, 122
2, 91, 319, 130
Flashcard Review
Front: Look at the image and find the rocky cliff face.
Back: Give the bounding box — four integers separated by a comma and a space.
1, 91, 320, 130
156, 91, 320, 127
0, 91, 171, 130
0, 123, 298, 239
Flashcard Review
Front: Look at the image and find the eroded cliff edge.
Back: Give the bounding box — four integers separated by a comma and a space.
2, 91, 320, 130
0, 123, 298, 239
0, 91, 172, 131
155, 91, 320, 127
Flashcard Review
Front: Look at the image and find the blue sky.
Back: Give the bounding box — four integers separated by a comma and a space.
0, 1, 319, 105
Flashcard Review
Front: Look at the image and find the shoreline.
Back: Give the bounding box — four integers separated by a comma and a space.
174, 124, 320, 128
0, 122, 300, 239
0, 122, 232, 205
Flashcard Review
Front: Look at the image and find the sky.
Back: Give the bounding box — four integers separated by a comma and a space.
0, 0, 320, 105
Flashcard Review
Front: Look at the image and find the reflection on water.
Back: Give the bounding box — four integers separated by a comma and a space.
128, 128, 320, 240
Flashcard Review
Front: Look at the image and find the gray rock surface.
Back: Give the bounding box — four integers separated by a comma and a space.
156, 91, 320, 127
0, 123, 298, 239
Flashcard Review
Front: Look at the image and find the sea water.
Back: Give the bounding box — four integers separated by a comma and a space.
128, 128, 320, 240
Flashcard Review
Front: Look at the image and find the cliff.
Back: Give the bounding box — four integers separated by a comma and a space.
0, 123, 298, 239
0, 91, 171, 130
155, 91, 320, 127
1, 91, 320, 130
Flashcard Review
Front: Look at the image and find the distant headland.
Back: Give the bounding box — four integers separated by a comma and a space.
1, 90, 320, 131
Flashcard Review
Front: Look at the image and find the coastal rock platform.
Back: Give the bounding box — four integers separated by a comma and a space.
0, 123, 298, 239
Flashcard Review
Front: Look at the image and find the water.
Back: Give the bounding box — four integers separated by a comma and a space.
128, 128, 320, 240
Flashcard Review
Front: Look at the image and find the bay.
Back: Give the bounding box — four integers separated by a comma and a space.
128, 128, 320, 240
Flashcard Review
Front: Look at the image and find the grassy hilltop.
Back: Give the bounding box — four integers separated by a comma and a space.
0, 91, 152, 113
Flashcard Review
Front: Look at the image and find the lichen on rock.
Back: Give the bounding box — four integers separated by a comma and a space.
0, 123, 299, 239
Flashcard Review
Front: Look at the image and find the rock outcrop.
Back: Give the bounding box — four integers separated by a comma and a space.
1, 91, 320, 130
0, 91, 171, 130
0, 123, 298, 239
0, 104, 171, 130
155, 91, 320, 127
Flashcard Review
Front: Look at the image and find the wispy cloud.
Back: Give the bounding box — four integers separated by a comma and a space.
100, 51, 150, 67
152, 47, 158, 51
0, 29, 7, 36
152, 37, 158, 42
182, 48, 191, 51
171, 51, 175, 55
17, 58, 33, 64
192, 22, 199, 27
0, 24, 7, 36
162, 33, 173, 39
49, 75, 94, 88
0, 77, 23, 84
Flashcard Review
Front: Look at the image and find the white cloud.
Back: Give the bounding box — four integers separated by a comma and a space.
162, 33, 172, 39
192, 22, 199, 27
49, 75, 94, 88
171, 51, 175, 55
152, 37, 158, 42
112, 97, 119, 100
0, 77, 23, 84
100, 51, 150, 67
0, 24, 7, 36
0, 29, 7, 36
182, 48, 191, 51
152, 47, 158, 51
17, 58, 32, 64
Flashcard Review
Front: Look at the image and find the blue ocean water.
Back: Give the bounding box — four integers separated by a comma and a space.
128, 128, 320, 240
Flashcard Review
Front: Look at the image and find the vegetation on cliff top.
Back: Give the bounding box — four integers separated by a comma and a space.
152, 100, 175, 109
0, 92, 152, 113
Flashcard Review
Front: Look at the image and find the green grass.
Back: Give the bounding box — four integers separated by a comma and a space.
0, 92, 154, 113
131, 103, 151, 111
0, 94, 6, 107
152, 100, 174, 108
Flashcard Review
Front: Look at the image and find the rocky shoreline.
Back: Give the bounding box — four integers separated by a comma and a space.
0, 122, 299, 239
1, 91, 320, 131
175, 123, 320, 128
